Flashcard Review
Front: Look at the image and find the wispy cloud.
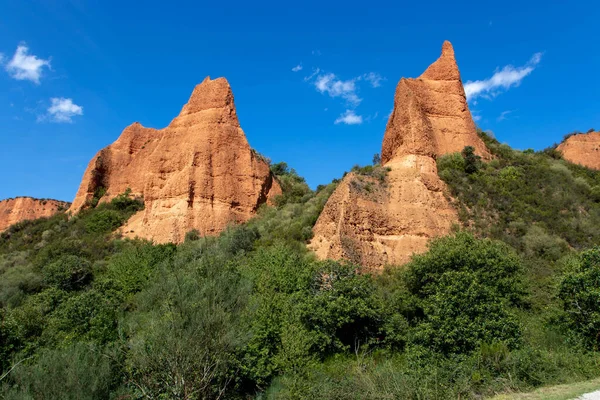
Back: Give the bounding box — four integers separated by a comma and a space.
0, 53, 4, 64
292, 64, 303, 72
304, 67, 320, 82
302, 67, 384, 125
497, 110, 513, 122
362, 72, 384, 88
335, 109, 363, 125
45, 97, 83, 123
470, 108, 482, 122
5, 44, 51, 84
314, 73, 361, 106
464, 52, 542, 101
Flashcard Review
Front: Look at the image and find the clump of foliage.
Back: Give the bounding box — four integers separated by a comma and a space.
270, 162, 313, 206
382, 232, 525, 354
559, 246, 600, 350
372, 153, 381, 165
350, 164, 390, 183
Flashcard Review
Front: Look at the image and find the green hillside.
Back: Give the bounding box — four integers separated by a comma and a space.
1, 153, 600, 399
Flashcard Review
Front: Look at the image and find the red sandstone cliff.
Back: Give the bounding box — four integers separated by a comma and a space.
69, 77, 281, 243
0, 197, 69, 232
310, 41, 487, 269
556, 131, 600, 170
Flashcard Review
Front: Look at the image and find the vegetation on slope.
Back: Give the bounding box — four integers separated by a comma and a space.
0, 152, 599, 399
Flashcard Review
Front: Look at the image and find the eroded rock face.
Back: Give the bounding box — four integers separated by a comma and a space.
0, 197, 70, 232
381, 41, 490, 163
557, 131, 600, 170
311, 41, 486, 269
69, 77, 281, 243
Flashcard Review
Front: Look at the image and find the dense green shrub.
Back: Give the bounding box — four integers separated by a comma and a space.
103, 241, 175, 296
385, 232, 525, 354
238, 245, 382, 390
83, 209, 126, 234
1, 343, 119, 400
270, 162, 312, 206
559, 246, 600, 350
462, 145, 481, 174
184, 228, 201, 242
43, 255, 92, 291
123, 237, 249, 398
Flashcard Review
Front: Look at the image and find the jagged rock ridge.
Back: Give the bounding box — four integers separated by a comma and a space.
69, 77, 281, 243
310, 41, 487, 269
557, 131, 600, 170
0, 197, 70, 232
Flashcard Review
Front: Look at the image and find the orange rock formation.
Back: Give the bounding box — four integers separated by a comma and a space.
556, 131, 600, 170
69, 77, 281, 243
310, 41, 487, 269
0, 197, 69, 232
381, 41, 490, 163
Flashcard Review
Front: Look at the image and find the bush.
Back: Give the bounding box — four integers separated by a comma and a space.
270, 162, 312, 206
123, 239, 248, 398
238, 246, 381, 389
47, 288, 121, 344
43, 255, 92, 291
398, 232, 525, 354
184, 228, 201, 242
104, 241, 175, 296
462, 146, 480, 174
1, 343, 119, 400
83, 210, 125, 234
558, 246, 600, 349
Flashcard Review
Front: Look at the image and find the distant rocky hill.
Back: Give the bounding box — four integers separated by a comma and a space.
69, 77, 281, 243
0, 197, 69, 232
310, 41, 487, 269
557, 130, 600, 170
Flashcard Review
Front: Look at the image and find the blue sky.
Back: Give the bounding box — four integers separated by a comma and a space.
1, 1, 599, 202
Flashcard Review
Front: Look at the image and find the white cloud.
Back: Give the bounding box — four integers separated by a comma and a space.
335, 109, 363, 125
46, 97, 83, 123
314, 73, 361, 106
362, 72, 384, 88
292, 64, 303, 72
5, 44, 51, 84
497, 110, 513, 122
463, 52, 542, 101
473, 114, 482, 122
304, 67, 320, 82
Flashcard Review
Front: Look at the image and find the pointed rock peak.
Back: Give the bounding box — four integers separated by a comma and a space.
178, 76, 235, 117
419, 40, 461, 81
126, 121, 145, 129
441, 40, 455, 58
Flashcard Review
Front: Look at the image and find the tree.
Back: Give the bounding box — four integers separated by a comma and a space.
401, 232, 525, 353
372, 153, 381, 165
559, 246, 600, 349
461, 146, 480, 174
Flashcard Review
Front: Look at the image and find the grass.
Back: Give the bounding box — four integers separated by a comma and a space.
489, 377, 600, 399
